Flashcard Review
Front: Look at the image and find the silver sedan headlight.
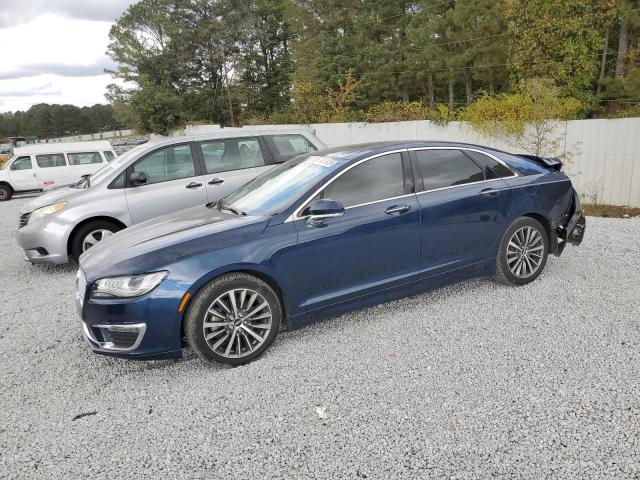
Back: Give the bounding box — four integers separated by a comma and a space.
27, 202, 67, 224
91, 271, 168, 299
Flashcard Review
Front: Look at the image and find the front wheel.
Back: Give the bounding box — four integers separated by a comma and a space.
184, 273, 282, 366
0, 184, 13, 201
496, 217, 549, 286
70, 220, 123, 262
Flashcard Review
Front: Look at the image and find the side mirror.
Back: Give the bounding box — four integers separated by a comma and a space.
129, 172, 148, 187
307, 198, 345, 225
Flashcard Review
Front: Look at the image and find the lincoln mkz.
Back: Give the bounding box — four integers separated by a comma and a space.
76, 142, 586, 365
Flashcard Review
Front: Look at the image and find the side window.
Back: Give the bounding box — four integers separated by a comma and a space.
416, 150, 484, 191
321, 153, 405, 208
11, 156, 32, 170
36, 154, 66, 168
132, 144, 196, 185
200, 137, 265, 174
110, 172, 125, 189
464, 150, 514, 179
104, 151, 116, 162
67, 152, 103, 165
267, 135, 317, 162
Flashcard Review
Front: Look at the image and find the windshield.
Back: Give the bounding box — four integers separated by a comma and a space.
0, 156, 15, 170
77, 144, 147, 187
221, 154, 345, 216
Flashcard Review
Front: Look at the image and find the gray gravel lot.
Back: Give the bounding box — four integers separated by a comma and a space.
1, 195, 639, 479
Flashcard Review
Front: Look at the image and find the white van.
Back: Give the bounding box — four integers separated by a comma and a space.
0, 141, 117, 201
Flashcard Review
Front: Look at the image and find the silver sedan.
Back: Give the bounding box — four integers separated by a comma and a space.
16, 129, 324, 264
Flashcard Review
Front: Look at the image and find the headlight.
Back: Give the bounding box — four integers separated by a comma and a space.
91, 271, 168, 299
27, 202, 67, 224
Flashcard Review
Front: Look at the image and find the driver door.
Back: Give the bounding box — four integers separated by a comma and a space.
292, 152, 420, 313
9, 156, 39, 190
124, 143, 208, 224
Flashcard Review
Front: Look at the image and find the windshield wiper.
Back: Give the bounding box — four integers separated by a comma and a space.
76, 174, 90, 188
207, 199, 246, 216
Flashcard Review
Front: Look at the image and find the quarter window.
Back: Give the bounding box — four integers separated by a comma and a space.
267, 135, 317, 162
36, 154, 66, 168
67, 152, 103, 165
11, 156, 32, 170
416, 150, 484, 191
321, 153, 405, 208
104, 151, 116, 162
464, 150, 514, 179
132, 144, 196, 185
200, 138, 265, 174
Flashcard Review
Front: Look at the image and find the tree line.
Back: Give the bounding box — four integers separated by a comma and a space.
103, 0, 640, 134
0, 104, 124, 142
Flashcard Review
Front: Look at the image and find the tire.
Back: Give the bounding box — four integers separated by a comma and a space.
70, 220, 123, 262
0, 184, 13, 201
495, 216, 549, 286
185, 273, 282, 366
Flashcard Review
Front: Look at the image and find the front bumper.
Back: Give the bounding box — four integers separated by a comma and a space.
15, 215, 72, 264
77, 272, 185, 360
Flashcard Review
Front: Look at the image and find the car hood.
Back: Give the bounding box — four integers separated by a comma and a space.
20, 186, 84, 214
79, 204, 270, 280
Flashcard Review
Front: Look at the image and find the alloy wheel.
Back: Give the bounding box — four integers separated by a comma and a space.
202, 288, 273, 359
506, 226, 545, 278
81, 229, 114, 252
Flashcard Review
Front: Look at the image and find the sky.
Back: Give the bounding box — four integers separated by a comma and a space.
0, 0, 136, 112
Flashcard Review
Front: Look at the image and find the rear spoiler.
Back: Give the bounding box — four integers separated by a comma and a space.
517, 154, 563, 172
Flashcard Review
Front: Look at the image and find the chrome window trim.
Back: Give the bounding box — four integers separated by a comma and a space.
285, 146, 518, 222
286, 149, 408, 222
408, 146, 519, 179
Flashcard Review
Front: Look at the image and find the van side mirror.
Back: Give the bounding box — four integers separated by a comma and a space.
129, 172, 148, 187
307, 198, 345, 226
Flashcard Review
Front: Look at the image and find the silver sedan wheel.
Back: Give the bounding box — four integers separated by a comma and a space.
507, 226, 545, 278
202, 288, 273, 359
81, 229, 114, 252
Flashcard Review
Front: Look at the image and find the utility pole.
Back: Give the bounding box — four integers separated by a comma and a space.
221, 48, 235, 126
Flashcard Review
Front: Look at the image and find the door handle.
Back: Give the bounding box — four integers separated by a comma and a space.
208, 178, 224, 185
385, 204, 411, 215
480, 188, 500, 197
186, 182, 203, 189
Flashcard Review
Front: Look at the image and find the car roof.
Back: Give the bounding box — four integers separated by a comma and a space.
13, 140, 114, 156
146, 128, 319, 149
317, 140, 508, 162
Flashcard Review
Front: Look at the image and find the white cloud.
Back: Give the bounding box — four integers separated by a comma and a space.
0, 0, 133, 27
0, 12, 131, 112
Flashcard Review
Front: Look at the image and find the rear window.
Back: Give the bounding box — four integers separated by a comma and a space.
464, 150, 514, 179
67, 152, 102, 165
104, 151, 116, 162
266, 135, 317, 162
36, 154, 66, 168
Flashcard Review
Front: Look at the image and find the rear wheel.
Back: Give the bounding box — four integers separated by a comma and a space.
70, 220, 122, 261
0, 184, 13, 201
185, 273, 282, 366
496, 217, 549, 286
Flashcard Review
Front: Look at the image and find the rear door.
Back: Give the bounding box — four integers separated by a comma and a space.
410, 148, 514, 275
124, 143, 208, 223
8, 156, 39, 190
196, 136, 272, 202
34, 153, 68, 188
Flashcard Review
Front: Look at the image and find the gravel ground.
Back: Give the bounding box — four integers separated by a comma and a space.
1, 195, 639, 480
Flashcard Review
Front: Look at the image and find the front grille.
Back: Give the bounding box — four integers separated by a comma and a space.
103, 329, 139, 349
18, 213, 30, 229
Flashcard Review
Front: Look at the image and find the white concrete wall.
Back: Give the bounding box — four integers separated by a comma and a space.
244, 118, 640, 207
44, 129, 134, 143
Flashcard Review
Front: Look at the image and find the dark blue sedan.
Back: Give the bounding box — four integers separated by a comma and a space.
77, 142, 585, 365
